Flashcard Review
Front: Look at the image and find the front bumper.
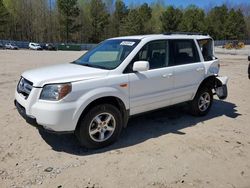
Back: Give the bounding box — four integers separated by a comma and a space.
14, 99, 74, 134
15, 100, 37, 126
14, 97, 74, 134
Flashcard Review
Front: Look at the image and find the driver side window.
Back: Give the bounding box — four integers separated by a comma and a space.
124, 40, 168, 73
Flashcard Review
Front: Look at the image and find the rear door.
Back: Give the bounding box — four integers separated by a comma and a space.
169, 39, 205, 104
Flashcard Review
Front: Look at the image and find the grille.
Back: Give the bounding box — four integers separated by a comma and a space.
17, 77, 33, 99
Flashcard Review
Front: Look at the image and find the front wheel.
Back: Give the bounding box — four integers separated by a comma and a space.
75, 104, 123, 149
189, 87, 213, 116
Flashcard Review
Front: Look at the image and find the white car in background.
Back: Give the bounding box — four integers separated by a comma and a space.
5, 43, 19, 50
29, 42, 42, 50
15, 33, 228, 149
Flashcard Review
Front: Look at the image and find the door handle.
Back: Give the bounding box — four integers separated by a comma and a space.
196, 67, 204, 72
162, 73, 173, 78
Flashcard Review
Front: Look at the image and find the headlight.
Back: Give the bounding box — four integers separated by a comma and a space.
40, 83, 72, 101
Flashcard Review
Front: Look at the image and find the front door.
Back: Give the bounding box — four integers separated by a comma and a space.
126, 40, 175, 115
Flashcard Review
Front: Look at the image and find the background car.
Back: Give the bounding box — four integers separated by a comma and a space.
0, 43, 5, 49
5, 43, 19, 50
43, 43, 57, 51
29, 42, 42, 50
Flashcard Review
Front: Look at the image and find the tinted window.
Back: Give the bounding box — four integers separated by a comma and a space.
198, 39, 214, 61
169, 40, 200, 66
132, 40, 168, 70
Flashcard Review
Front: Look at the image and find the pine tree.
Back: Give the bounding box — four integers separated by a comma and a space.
120, 3, 152, 36
149, 1, 165, 33
160, 6, 183, 32
179, 5, 206, 33
0, 0, 10, 38
206, 5, 228, 40
57, 0, 80, 42
225, 9, 247, 40
112, 0, 128, 36
120, 9, 141, 36
89, 0, 109, 43
138, 3, 152, 34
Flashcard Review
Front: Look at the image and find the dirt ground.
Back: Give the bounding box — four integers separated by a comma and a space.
0, 49, 250, 188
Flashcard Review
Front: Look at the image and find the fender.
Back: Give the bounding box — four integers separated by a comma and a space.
215, 76, 228, 86
192, 75, 216, 100
72, 87, 129, 129
193, 75, 228, 100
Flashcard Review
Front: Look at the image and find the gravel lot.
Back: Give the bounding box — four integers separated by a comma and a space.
0, 49, 250, 188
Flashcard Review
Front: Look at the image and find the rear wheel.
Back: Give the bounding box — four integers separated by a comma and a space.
75, 104, 123, 149
189, 87, 213, 116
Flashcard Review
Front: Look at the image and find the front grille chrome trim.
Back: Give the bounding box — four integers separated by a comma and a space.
17, 77, 33, 99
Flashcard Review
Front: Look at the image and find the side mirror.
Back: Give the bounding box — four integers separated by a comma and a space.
133, 61, 149, 72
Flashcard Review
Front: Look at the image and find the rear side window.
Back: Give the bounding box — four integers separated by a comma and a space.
198, 39, 214, 61
169, 39, 200, 66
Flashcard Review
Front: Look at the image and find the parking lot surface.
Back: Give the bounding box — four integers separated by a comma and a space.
0, 49, 250, 188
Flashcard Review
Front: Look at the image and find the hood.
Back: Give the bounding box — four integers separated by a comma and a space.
22, 63, 109, 87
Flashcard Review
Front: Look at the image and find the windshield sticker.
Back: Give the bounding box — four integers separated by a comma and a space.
120, 41, 135, 46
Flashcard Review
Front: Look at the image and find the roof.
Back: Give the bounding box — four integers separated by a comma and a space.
110, 34, 211, 41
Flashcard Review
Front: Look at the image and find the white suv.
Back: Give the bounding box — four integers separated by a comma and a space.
29, 42, 42, 50
15, 33, 228, 148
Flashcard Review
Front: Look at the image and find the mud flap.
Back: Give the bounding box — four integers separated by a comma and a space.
215, 76, 228, 100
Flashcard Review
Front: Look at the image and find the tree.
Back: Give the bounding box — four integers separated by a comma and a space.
149, 1, 165, 33
120, 3, 152, 36
120, 9, 141, 35
160, 6, 183, 32
57, 0, 80, 42
111, 0, 128, 36
0, 0, 10, 38
1, 1, 249, 43
179, 5, 206, 33
224, 9, 247, 40
205, 5, 228, 40
103, 0, 114, 13
89, 0, 109, 43
246, 15, 250, 39
77, 0, 91, 42
138, 3, 152, 34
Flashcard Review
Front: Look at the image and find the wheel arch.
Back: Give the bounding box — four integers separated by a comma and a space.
193, 75, 216, 100
75, 96, 129, 133
199, 75, 216, 89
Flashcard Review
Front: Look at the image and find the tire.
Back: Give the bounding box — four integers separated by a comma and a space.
75, 104, 123, 149
189, 87, 213, 116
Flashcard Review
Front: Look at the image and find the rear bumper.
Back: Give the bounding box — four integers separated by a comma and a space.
14, 100, 73, 134
215, 76, 228, 100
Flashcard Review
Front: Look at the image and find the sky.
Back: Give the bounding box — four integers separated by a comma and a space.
123, 0, 250, 8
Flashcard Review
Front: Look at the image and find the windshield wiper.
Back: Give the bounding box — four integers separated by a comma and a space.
81, 63, 110, 70
72, 61, 111, 70
87, 64, 111, 70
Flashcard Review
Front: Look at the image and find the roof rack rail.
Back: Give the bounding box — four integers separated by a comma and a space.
163, 32, 208, 36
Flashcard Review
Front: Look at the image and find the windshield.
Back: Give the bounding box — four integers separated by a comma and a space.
73, 39, 140, 70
